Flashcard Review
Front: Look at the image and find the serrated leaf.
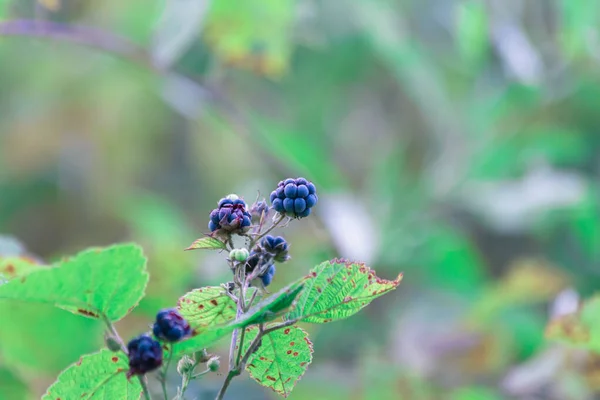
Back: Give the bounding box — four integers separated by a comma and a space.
0, 244, 148, 322
286, 259, 402, 323
178, 286, 237, 329
241, 326, 313, 397
239, 281, 305, 327
173, 283, 304, 356
0, 256, 41, 279
185, 236, 227, 251
43, 350, 141, 400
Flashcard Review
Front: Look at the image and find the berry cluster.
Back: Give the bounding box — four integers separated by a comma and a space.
270, 178, 317, 218
153, 309, 192, 342
127, 309, 192, 377
127, 335, 163, 377
245, 235, 290, 287
208, 195, 252, 234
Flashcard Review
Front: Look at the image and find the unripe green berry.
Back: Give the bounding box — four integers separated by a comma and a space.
177, 355, 195, 375
207, 356, 220, 372
229, 248, 249, 262
104, 335, 121, 352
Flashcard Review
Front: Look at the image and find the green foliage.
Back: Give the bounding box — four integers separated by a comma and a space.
241, 326, 313, 397
0, 244, 148, 322
178, 286, 237, 329
286, 260, 402, 323
240, 281, 305, 326
43, 350, 141, 400
185, 237, 227, 251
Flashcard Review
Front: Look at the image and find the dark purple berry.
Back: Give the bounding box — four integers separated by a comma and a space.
296, 177, 308, 185
284, 183, 298, 199
305, 194, 317, 208
276, 186, 285, 199
283, 198, 295, 213
153, 308, 191, 342
242, 215, 251, 227
284, 178, 295, 185
297, 208, 311, 218
270, 191, 277, 203
260, 264, 276, 286
218, 198, 233, 208
296, 184, 309, 198
127, 334, 162, 377
208, 220, 219, 232
272, 198, 284, 213
307, 182, 316, 195
294, 198, 306, 214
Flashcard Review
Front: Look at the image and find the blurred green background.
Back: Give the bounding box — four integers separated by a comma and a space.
2, 0, 600, 399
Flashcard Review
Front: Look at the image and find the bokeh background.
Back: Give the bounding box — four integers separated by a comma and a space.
2, 0, 600, 399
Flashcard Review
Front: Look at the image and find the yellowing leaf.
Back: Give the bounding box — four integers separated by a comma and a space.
185, 236, 227, 251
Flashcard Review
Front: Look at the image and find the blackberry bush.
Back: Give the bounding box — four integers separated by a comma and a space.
1, 178, 402, 400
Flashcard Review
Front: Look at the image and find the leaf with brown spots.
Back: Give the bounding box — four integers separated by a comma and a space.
43, 350, 141, 400
237, 281, 305, 327
285, 259, 402, 323
240, 326, 313, 397
0, 244, 148, 322
177, 286, 237, 329
0, 256, 42, 280
185, 236, 227, 251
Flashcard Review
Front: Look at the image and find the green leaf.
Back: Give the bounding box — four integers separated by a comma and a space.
0, 254, 103, 373
178, 286, 237, 329
185, 236, 227, 251
43, 350, 141, 400
286, 259, 402, 323
0, 256, 40, 279
0, 244, 148, 321
241, 326, 313, 398
173, 324, 236, 357
173, 283, 304, 356
239, 281, 305, 326
0, 367, 31, 400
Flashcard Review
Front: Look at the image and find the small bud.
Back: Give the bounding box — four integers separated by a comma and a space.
229, 248, 249, 262
177, 355, 195, 375
195, 348, 211, 363
104, 335, 122, 352
207, 356, 220, 372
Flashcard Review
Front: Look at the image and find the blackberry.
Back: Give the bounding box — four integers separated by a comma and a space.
127, 334, 163, 377
260, 235, 290, 263
208, 194, 252, 234
270, 178, 317, 218
152, 309, 192, 342
260, 264, 276, 287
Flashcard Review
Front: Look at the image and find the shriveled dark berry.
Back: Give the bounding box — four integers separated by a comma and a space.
152, 309, 191, 342
261, 235, 290, 263
127, 334, 163, 377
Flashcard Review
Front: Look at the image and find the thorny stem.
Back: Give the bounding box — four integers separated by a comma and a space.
102, 316, 152, 400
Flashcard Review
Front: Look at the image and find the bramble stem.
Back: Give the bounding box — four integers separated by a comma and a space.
159, 346, 173, 400
215, 369, 240, 400
102, 316, 152, 400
